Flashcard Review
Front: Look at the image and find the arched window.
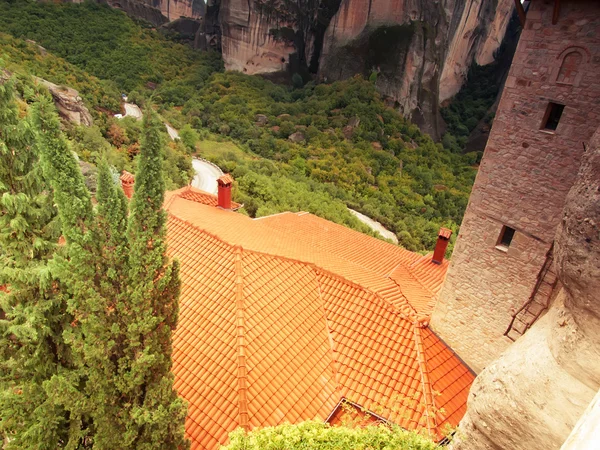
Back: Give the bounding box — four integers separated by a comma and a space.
553, 47, 589, 86
556, 51, 582, 84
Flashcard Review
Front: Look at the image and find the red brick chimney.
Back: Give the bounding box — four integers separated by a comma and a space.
432, 228, 452, 264
120, 171, 135, 199
217, 174, 234, 210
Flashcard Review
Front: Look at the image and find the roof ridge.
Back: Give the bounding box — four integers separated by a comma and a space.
163, 186, 190, 211
314, 270, 343, 393
412, 323, 439, 438
234, 246, 249, 430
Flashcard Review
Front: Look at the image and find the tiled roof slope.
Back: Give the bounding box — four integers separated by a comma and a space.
176, 186, 242, 210
165, 187, 474, 449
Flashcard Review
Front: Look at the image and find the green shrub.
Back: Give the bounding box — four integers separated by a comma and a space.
222, 421, 439, 450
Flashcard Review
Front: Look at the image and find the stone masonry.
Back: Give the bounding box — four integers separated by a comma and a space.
431, 0, 600, 373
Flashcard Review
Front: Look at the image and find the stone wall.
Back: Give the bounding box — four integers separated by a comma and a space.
449, 124, 600, 450
431, 0, 600, 373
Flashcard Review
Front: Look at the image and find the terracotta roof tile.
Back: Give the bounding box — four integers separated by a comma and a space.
164, 189, 473, 449
176, 186, 241, 210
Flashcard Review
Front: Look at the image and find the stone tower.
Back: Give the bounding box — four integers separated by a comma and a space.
431, 0, 600, 373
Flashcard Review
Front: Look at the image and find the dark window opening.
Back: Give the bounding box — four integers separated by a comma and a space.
541, 102, 565, 131
498, 226, 516, 248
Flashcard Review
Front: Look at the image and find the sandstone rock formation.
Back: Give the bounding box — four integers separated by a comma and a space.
214, 0, 514, 139
450, 128, 600, 450
98, 0, 204, 26
439, 0, 514, 102
318, 0, 514, 138
220, 0, 294, 74
94, 0, 515, 139
36, 78, 94, 127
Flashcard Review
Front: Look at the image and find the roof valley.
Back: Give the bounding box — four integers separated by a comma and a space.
314, 270, 342, 391
234, 246, 249, 430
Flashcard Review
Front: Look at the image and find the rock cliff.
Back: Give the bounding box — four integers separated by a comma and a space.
36, 78, 94, 127
220, 0, 294, 74
449, 128, 600, 450
216, 0, 514, 139
100, 0, 205, 26
317, 0, 514, 138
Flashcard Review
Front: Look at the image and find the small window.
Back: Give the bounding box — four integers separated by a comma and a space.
497, 226, 516, 249
541, 102, 565, 131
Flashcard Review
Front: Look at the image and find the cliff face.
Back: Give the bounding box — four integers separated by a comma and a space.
220, 0, 294, 74
217, 0, 513, 139
318, 0, 514, 138
449, 128, 600, 450
101, 0, 205, 26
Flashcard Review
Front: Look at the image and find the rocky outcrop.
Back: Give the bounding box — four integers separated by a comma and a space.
216, 0, 513, 139
450, 128, 600, 450
36, 78, 94, 127
318, 0, 514, 139
220, 0, 294, 74
439, 0, 514, 103
100, 0, 204, 26
102, 0, 168, 26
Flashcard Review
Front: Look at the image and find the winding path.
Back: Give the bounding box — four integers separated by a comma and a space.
191, 158, 221, 195
348, 208, 398, 243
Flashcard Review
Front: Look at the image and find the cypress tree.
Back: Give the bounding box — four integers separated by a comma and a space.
120, 108, 188, 449
36, 99, 188, 449
0, 76, 68, 448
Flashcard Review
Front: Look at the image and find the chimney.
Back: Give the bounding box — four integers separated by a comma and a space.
432, 228, 452, 264
217, 174, 234, 210
120, 171, 135, 199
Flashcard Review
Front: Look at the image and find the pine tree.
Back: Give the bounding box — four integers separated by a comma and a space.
0, 75, 68, 448
36, 98, 188, 449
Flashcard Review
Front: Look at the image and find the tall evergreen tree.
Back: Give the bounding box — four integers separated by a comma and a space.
36, 98, 188, 449
0, 75, 68, 448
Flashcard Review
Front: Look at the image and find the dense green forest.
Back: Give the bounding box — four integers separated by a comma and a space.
0, 0, 490, 254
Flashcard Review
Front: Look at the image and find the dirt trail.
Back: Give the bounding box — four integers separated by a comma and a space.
348, 209, 398, 243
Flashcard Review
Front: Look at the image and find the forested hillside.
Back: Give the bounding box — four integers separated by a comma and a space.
0, 0, 488, 254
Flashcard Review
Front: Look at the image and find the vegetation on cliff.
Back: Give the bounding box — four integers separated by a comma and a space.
177, 73, 475, 252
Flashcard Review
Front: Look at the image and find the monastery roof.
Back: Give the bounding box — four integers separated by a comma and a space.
164, 186, 474, 449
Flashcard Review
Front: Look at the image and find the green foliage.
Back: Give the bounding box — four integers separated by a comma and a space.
440, 62, 503, 153
33, 97, 188, 448
292, 73, 304, 89
189, 74, 473, 253
0, 75, 66, 450
223, 421, 439, 450
0, 0, 478, 255
0, 0, 223, 96
0, 31, 120, 111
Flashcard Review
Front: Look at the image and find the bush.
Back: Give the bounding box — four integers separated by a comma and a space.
222, 421, 439, 450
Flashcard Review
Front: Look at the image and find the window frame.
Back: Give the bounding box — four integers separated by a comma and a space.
540, 102, 565, 132
496, 225, 516, 251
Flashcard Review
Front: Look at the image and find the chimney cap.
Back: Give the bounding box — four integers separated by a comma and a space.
120, 170, 135, 185
217, 174, 234, 186
438, 228, 452, 240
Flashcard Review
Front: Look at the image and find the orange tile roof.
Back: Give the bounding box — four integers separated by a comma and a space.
171, 186, 242, 210
164, 188, 474, 449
